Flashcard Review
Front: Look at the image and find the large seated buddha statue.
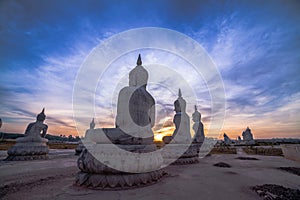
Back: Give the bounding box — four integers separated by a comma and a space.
91, 54, 155, 146
76, 55, 164, 189
113, 54, 155, 144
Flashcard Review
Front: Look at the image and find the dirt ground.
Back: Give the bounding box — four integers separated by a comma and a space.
0, 149, 299, 200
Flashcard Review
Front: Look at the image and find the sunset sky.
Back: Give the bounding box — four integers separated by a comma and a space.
0, 0, 299, 139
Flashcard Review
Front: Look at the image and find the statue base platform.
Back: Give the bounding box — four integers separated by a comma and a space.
76, 143, 165, 189
162, 143, 202, 165
76, 169, 165, 190
5, 154, 48, 161
5, 136, 49, 161
75, 142, 84, 155
172, 157, 199, 165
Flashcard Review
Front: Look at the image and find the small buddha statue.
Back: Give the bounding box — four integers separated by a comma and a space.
172, 89, 191, 143
90, 118, 95, 129
6, 108, 49, 160
238, 136, 242, 141
76, 118, 96, 155
83, 118, 96, 141
223, 133, 231, 144
242, 126, 254, 141
192, 105, 205, 143
24, 108, 48, 139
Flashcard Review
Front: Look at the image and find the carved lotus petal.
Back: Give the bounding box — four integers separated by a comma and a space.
124, 175, 134, 187
107, 175, 119, 188
150, 171, 157, 180
134, 175, 141, 186
92, 175, 104, 187
78, 173, 89, 185
100, 176, 108, 188
140, 174, 148, 184
118, 176, 126, 188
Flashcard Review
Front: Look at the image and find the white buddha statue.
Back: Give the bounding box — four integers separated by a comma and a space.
172, 89, 191, 143
192, 105, 205, 143
115, 54, 155, 142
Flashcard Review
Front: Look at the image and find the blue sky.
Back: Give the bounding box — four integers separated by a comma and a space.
0, 0, 299, 138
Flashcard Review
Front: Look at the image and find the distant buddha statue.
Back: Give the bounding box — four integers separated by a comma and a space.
24, 108, 48, 139
81, 118, 96, 141
172, 89, 191, 143
192, 105, 205, 143
161, 91, 201, 165
238, 136, 242, 141
115, 54, 155, 141
76, 118, 96, 155
242, 127, 254, 144
223, 133, 231, 144
90, 118, 95, 129
6, 108, 49, 160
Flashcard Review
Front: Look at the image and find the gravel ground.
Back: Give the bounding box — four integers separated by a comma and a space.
253, 184, 300, 200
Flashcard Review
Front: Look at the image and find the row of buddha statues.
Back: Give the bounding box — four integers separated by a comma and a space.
6, 54, 206, 190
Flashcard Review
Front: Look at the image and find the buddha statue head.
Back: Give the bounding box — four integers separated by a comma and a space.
129, 54, 149, 88
174, 89, 186, 113
90, 118, 95, 129
192, 105, 201, 122
36, 108, 46, 122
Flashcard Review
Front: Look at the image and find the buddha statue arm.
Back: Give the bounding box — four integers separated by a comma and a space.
116, 87, 132, 128
150, 104, 155, 127
24, 123, 34, 135
115, 89, 125, 127
41, 124, 48, 137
